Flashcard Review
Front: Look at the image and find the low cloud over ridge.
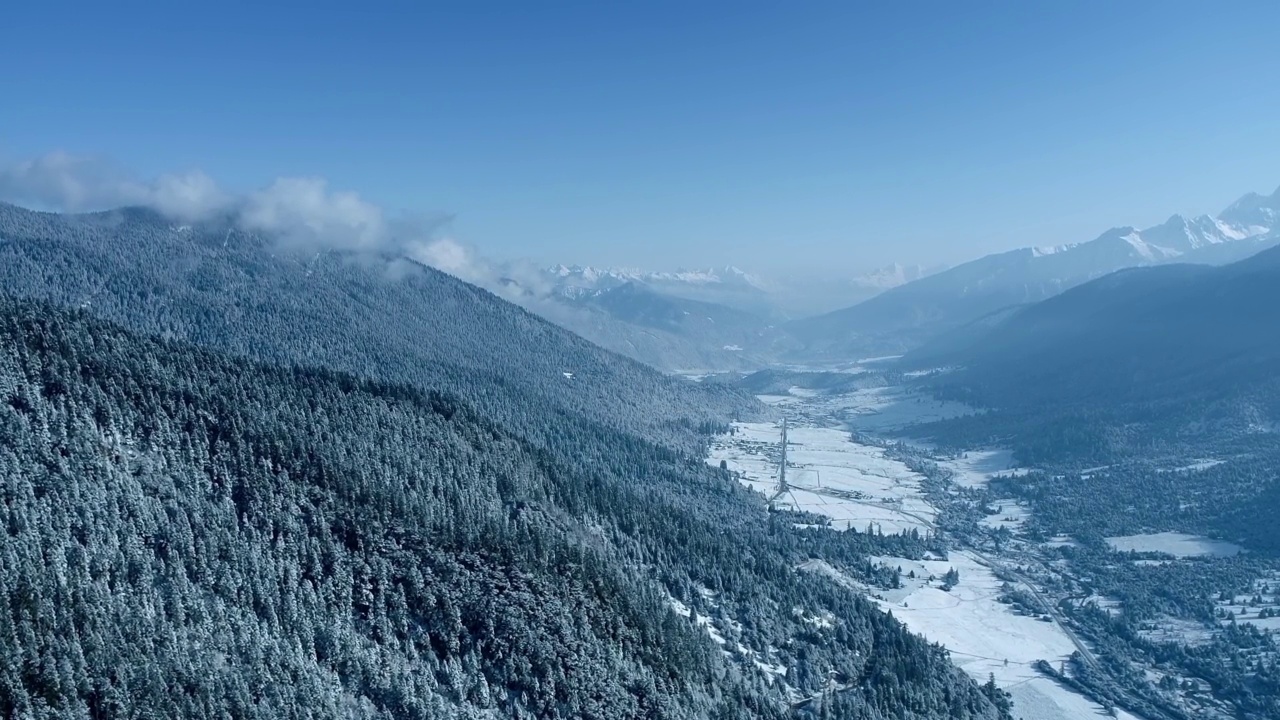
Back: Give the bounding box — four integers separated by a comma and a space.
0, 151, 231, 221
0, 151, 559, 303
0, 150, 457, 263
240, 177, 388, 251
0, 149, 648, 351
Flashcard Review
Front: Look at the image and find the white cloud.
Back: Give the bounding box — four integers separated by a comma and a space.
0, 151, 140, 211
239, 177, 388, 250
399, 236, 561, 305
0, 151, 231, 220
149, 170, 232, 221
0, 150, 598, 327
404, 237, 476, 277
0, 152, 468, 266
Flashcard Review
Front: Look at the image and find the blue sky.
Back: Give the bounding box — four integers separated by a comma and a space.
2, 1, 1279, 273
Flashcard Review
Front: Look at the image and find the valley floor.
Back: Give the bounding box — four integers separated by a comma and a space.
707, 381, 1142, 720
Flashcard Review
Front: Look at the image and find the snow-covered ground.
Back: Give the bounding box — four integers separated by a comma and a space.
1105, 532, 1242, 558
757, 383, 979, 431
876, 552, 1140, 720
805, 554, 1138, 720
707, 384, 1141, 719
867, 551, 1079, 685
756, 393, 802, 406
1216, 577, 1280, 631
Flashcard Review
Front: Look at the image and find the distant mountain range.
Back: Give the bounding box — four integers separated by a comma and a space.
524, 183, 1280, 372
540, 262, 939, 316
791, 186, 1280, 360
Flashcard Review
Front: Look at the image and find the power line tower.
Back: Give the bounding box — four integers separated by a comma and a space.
778, 418, 788, 495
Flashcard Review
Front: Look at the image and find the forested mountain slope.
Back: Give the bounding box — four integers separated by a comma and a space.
0, 297, 1006, 719
0, 202, 754, 452
919, 246, 1280, 418
906, 248, 1280, 553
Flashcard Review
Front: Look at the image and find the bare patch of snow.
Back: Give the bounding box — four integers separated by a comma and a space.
1105, 532, 1241, 558
981, 500, 1030, 531
1158, 459, 1224, 473
938, 449, 1030, 489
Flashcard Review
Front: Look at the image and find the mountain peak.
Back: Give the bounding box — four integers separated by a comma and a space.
1092, 225, 1140, 243
1218, 189, 1279, 232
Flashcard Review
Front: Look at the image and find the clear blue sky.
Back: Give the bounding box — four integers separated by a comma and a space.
3, 1, 1279, 273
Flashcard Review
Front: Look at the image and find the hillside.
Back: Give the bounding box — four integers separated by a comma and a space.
0, 202, 755, 451
0, 295, 1007, 719
903, 247, 1280, 553
923, 245, 1280, 415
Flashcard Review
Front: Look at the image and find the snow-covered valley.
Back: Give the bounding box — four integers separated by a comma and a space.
707, 382, 1142, 720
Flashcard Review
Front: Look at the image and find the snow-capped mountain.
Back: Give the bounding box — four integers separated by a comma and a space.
1218, 190, 1279, 233
791, 185, 1280, 359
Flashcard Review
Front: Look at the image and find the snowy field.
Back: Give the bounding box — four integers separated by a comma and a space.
870, 552, 1139, 719
865, 551, 1081, 684
755, 383, 979, 431
1105, 532, 1242, 558
707, 421, 788, 498
756, 392, 812, 407
1216, 575, 1280, 631
772, 362, 870, 375
806, 554, 1138, 720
